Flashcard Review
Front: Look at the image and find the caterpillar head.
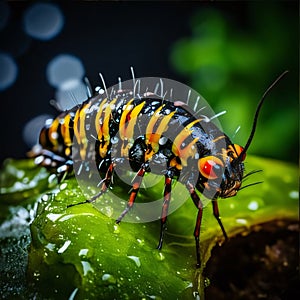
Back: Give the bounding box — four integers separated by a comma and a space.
196, 71, 288, 200
196, 144, 246, 199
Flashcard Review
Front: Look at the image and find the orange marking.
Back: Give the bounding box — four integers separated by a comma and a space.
73, 107, 81, 146
60, 114, 72, 148
172, 119, 200, 166
95, 98, 108, 141
145, 106, 175, 161
73, 102, 92, 159
98, 99, 117, 158
93, 99, 117, 158
223, 144, 244, 162
169, 157, 182, 171
145, 105, 164, 147
119, 100, 145, 157
39, 128, 48, 148
212, 135, 226, 143
119, 99, 134, 140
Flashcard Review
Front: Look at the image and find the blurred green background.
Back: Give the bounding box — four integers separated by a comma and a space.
170, 3, 298, 163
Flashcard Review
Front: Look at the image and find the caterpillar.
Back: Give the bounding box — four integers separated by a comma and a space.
30, 70, 287, 268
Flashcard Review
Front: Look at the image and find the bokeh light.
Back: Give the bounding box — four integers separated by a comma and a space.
0, 52, 18, 91
23, 114, 53, 148
0, 2, 10, 31
46, 54, 85, 88
55, 79, 89, 110
23, 3, 64, 41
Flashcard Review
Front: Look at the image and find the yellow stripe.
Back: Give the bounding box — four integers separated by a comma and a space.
145, 105, 164, 146
73, 102, 92, 159
119, 99, 134, 140
102, 99, 117, 143
212, 135, 226, 143
60, 114, 72, 157
60, 114, 72, 147
95, 98, 108, 141
48, 118, 60, 150
172, 119, 200, 166
145, 106, 176, 161
98, 99, 117, 158
123, 101, 145, 141
79, 102, 92, 140
119, 100, 145, 157
73, 107, 81, 145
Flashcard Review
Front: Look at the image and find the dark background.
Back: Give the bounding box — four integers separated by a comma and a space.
0, 1, 298, 164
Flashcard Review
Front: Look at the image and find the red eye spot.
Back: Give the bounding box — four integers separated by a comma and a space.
198, 156, 224, 180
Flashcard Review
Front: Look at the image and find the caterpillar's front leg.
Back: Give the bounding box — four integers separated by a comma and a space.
116, 161, 149, 224
186, 181, 204, 268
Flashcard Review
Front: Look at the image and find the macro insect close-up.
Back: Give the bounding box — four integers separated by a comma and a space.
0, 2, 298, 300
28, 70, 287, 270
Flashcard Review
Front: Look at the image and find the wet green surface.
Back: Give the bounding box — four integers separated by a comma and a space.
0, 157, 298, 299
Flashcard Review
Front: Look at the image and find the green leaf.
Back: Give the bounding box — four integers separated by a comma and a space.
0, 157, 298, 299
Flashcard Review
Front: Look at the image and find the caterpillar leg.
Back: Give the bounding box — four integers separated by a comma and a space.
31, 148, 68, 167
56, 160, 73, 182
186, 182, 203, 268
157, 173, 173, 250
116, 162, 148, 224
212, 200, 228, 240
31, 148, 73, 182
67, 162, 114, 208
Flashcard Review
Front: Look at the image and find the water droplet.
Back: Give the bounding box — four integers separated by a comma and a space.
22, 177, 29, 184
235, 218, 248, 225
57, 240, 71, 254
229, 203, 235, 209
159, 136, 168, 145
48, 174, 58, 188
41, 194, 49, 201
127, 255, 141, 267
156, 252, 165, 261
247, 200, 259, 211
113, 224, 120, 234
101, 273, 116, 283
79, 249, 88, 257
45, 243, 56, 251
81, 261, 94, 276
289, 190, 299, 199
185, 282, 193, 289
204, 277, 210, 287
60, 182, 67, 190
68, 288, 78, 300
101, 206, 114, 218
136, 238, 145, 246
47, 213, 63, 222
